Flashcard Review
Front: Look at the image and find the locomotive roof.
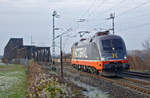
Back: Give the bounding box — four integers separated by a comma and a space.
96, 34, 122, 40
72, 34, 123, 47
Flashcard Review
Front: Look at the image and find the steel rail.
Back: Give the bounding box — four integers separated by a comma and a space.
123, 71, 150, 78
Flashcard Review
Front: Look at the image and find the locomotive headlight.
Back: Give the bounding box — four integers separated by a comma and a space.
124, 56, 127, 59
101, 57, 106, 61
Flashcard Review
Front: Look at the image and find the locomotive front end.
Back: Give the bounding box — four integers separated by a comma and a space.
99, 35, 130, 76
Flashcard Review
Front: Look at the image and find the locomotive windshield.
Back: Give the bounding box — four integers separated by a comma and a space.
102, 39, 123, 51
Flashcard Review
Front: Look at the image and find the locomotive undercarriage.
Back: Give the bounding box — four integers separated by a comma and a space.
72, 62, 129, 76
72, 64, 99, 75
102, 62, 123, 76
103, 62, 129, 73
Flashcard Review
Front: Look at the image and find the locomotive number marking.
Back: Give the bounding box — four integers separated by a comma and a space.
112, 53, 118, 58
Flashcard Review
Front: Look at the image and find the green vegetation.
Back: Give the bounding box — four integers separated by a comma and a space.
46, 79, 63, 98
0, 64, 28, 98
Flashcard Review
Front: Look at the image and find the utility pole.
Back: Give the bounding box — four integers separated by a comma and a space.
31, 36, 33, 45
52, 11, 57, 63
60, 36, 63, 79
54, 28, 72, 79
107, 13, 115, 35
31, 36, 34, 59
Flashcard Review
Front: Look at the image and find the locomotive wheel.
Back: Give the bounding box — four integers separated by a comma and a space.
72, 64, 99, 75
84, 65, 87, 72
87, 67, 92, 73
77, 65, 80, 70
72, 64, 75, 68
81, 65, 84, 71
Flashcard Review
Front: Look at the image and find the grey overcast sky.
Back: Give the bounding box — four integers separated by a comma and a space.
0, 0, 150, 55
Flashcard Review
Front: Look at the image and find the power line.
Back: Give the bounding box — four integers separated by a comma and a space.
87, 0, 108, 19
86, 0, 126, 21
99, 0, 126, 15
117, 0, 150, 17
81, 0, 97, 17
73, 0, 114, 37
77, 0, 108, 22
94, 0, 150, 32
71, 0, 150, 39
130, 9, 150, 19
120, 22, 150, 31
73, 0, 109, 35
136, 11, 150, 17
87, 0, 150, 27
79, 0, 126, 33
74, 0, 102, 34
116, 12, 150, 26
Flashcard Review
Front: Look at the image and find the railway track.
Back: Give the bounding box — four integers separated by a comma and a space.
82, 71, 150, 95
123, 71, 150, 78
44, 62, 150, 96
79, 71, 150, 95
63, 63, 150, 96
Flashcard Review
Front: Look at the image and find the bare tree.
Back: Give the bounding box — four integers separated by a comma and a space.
142, 38, 150, 51
128, 38, 150, 71
142, 38, 150, 70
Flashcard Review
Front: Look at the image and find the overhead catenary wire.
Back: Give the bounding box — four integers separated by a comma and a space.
65, 0, 150, 42
91, 0, 126, 14
53, 2, 94, 39
76, 0, 108, 23
73, 0, 150, 28
73, 0, 128, 38
76, 0, 126, 35
87, 0, 109, 19
116, 11, 150, 26
84, 0, 126, 22
80, 0, 97, 18
73, 0, 99, 35
136, 11, 150, 17
91, 0, 150, 33
72, 0, 109, 37
83, 0, 125, 30
119, 22, 150, 32
98, 0, 126, 15
117, 0, 150, 17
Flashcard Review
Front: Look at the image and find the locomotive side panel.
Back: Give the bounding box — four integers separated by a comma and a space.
72, 43, 100, 60
72, 43, 101, 69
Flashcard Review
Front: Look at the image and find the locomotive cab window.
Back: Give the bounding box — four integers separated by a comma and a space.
102, 39, 123, 52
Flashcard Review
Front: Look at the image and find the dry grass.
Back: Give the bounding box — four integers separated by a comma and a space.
0, 64, 27, 98
128, 55, 150, 71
